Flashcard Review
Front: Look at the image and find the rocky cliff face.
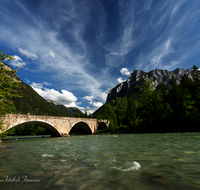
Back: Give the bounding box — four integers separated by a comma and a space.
47, 100, 61, 105
106, 68, 193, 102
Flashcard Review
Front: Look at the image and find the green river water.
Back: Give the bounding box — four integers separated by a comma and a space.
0, 133, 200, 190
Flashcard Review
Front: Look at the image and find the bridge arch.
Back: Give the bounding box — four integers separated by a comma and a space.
8, 120, 61, 137
69, 121, 92, 135
3, 114, 108, 137
97, 121, 108, 131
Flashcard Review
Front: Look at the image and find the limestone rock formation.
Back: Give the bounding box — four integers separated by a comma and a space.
106, 68, 193, 102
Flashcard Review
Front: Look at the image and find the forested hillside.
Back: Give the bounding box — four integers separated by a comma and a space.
0, 61, 69, 117
12, 81, 69, 117
0, 60, 69, 136
94, 65, 200, 134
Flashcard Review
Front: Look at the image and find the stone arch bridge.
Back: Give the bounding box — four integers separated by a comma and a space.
2, 114, 108, 137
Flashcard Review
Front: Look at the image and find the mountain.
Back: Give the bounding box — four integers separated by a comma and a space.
47, 100, 82, 117
93, 67, 194, 116
1, 61, 69, 117
106, 68, 193, 102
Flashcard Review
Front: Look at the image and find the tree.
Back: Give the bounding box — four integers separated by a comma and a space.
84, 110, 88, 118
0, 50, 21, 138
136, 79, 154, 126
75, 113, 80, 118
104, 102, 118, 132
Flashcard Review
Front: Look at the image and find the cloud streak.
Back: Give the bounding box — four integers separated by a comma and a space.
18, 48, 38, 60
1, 0, 200, 112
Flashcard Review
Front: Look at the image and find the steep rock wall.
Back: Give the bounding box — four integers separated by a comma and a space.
106, 68, 193, 102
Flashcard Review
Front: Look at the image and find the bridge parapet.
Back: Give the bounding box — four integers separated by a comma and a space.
2, 114, 108, 136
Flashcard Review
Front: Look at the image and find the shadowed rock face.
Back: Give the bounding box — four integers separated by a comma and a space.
106, 68, 193, 102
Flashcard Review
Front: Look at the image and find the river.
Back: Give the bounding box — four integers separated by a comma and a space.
0, 133, 200, 190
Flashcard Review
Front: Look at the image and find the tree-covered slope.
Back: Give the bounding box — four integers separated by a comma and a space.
94, 66, 200, 134
12, 81, 69, 116
0, 62, 69, 117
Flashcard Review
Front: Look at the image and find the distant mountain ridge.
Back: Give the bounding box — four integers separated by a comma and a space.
47, 100, 82, 117
107, 68, 193, 102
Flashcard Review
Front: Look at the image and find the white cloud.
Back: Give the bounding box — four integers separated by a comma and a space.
13, 55, 22, 61
31, 82, 44, 89
31, 82, 51, 89
117, 77, 126, 83
18, 48, 38, 60
31, 86, 78, 107
120, 68, 130, 76
76, 102, 82, 105
44, 82, 51, 86
78, 106, 96, 114
89, 101, 103, 108
83, 96, 94, 101
95, 91, 107, 102
9, 55, 26, 68
81, 92, 107, 114
83, 91, 107, 103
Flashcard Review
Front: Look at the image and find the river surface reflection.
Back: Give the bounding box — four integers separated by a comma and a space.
0, 133, 200, 190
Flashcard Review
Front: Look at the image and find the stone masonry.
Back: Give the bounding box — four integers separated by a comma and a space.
2, 114, 108, 137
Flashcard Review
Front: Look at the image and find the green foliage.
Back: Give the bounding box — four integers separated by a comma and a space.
75, 113, 80, 118
5, 123, 49, 136
0, 51, 21, 137
0, 50, 15, 63
10, 124, 49, 135
12, 81, 69, 116
95, 65, 200, 133
0, 50, 73, 137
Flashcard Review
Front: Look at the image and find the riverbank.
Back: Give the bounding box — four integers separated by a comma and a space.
96, 123, 200, 134
1, 135, 51, 141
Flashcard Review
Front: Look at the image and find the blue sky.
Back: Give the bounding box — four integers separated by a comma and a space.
1, 0, 200, 113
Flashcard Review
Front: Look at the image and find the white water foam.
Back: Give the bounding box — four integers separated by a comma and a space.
112, 161, 141, 171
42, 154, 54, 157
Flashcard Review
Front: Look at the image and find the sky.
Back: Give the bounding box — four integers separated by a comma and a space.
1, 0, 200, 114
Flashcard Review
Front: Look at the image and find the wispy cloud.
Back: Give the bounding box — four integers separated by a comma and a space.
133, 0, 200, 72
18, 48, 38, 60
149, 38, 173, 67
45, 50, 55, 58
2, 0, 200, 113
